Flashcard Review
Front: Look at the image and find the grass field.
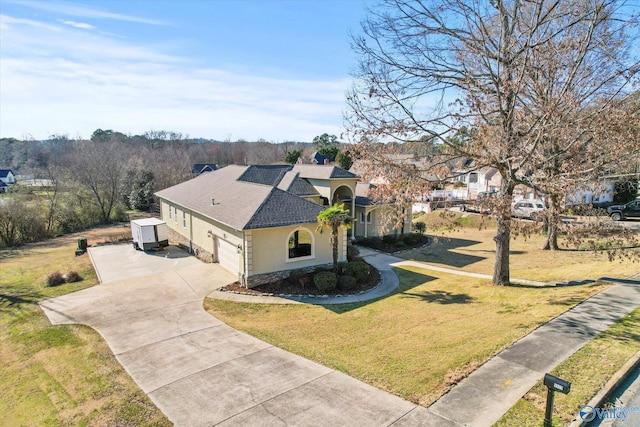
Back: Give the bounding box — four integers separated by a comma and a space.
407, 211, 639, 282
0, 230, 169, 426
205, 265, 610, 406
205, 212, 638, 409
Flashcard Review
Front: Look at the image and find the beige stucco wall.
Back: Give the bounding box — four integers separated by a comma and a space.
248, 224, 345, 276
354, 205, 412, 238
160, 198, 243, 256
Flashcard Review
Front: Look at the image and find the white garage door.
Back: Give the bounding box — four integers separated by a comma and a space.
217, 238, 239, 275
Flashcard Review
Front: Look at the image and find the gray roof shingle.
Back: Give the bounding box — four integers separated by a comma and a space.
292, 164, 358, 180
155, 165, 324, 231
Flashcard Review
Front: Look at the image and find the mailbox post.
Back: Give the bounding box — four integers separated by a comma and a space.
543, 373, 571, 427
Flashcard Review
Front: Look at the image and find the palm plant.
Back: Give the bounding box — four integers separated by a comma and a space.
316, 203, 352, 273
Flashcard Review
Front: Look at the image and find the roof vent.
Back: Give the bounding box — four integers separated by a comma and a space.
211, 198, 215, 206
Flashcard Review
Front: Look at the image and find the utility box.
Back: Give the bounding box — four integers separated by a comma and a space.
131, 218, 169, 251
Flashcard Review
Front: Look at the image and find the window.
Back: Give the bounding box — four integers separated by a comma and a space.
468, 173, 478, 183
174, 207, 178, 223
288, 229, 313, 259
182, 211, 186, 228
168, 205, 172, 220
360, 211, 372, 224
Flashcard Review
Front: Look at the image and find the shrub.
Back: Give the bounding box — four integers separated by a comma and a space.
47, 271, 65, 287
347, 244, 360, 262
345, 261, 370, 283
314, 271, 337, 292
382, 234, 397, 244
65, 271, 82, 283
338, 275, 357, 290
414, 221, 426, 235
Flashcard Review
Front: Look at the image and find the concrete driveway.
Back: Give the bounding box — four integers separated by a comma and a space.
39, 244, 435, 426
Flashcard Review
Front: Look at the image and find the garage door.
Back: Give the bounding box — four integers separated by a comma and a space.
217, 238, 239, 275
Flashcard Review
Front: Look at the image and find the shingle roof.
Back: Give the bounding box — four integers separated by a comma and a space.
238, 165, 292, 186
156, 165, 323, 231
244, 188, 323, 230
292, 164, 358, 180
0, 169, 13, 178
191, 164, 218, 175
277, 171, 321, 197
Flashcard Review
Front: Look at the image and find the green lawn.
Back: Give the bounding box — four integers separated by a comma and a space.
205, 265, 609, 406
406, 211, 639, 282
0, 237, 170, 426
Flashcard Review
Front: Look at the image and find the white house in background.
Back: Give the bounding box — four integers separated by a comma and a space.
0, 169, 16, 193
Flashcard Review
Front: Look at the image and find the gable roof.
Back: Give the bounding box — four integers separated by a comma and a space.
293, 164, 358, 180
191, 164, 218, 175
156, 165, 323, 231
277, 171, 321, 197
238, 165, 292, 186
0, 169, 14, 179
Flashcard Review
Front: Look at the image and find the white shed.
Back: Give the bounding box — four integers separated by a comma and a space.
131, 218, 169, 251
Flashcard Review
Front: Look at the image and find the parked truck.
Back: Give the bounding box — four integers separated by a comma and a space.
131, 218, 169, 251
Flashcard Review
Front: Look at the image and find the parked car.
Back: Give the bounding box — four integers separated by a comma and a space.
460, 191, 498, 214
511, 200, 546, 219
607, 200, 640, 221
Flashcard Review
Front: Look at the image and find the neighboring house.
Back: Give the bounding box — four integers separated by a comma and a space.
156, 164, 364, 287
0, 169, 16, 192
191, 163, 218, 176
311, 152, 329, 165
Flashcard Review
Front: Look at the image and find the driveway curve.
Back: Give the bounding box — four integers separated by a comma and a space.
39, 244, 445, 426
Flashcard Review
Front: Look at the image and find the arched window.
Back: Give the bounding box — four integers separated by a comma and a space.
287, 228, 314, 260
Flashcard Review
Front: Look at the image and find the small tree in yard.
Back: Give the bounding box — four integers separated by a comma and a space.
316, 203, 353, 273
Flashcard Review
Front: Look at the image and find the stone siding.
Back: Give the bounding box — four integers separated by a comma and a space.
246, 263, 333, 288
167, 228, 214, 263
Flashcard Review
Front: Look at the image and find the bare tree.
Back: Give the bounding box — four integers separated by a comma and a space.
347, 0, 639, 284
65, 139, 129, 222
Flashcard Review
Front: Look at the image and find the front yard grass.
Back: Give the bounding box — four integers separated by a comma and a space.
0, 235, 170, 426
496, 306, 640, 427
205, 265, 610, 406
406, 211, 638, 282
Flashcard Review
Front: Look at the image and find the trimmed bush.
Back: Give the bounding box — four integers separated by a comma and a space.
314, 271, 338, 292
47, 271, 65, 287
347, 244, 360, 262
65, 271, 82, 283
338, 275, 357, 291
345, 261, 370, 283
414, 221, 426, 235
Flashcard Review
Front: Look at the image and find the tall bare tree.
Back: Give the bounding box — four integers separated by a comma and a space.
65, 139, 129, 222
347, 0, 639, 284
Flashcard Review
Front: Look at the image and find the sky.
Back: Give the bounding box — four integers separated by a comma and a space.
0, 0, 371, 142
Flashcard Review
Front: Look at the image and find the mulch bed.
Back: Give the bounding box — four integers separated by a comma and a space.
221, 266, 381, 297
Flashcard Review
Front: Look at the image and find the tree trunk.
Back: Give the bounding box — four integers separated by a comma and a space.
493, 179, 515, 285
542, 194, 560, 250
331, 228, 339, 273
493, 212, 511, 286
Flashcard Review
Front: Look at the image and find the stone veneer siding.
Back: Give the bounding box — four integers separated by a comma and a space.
167, 228, 214, 263
246, 263, 333, 288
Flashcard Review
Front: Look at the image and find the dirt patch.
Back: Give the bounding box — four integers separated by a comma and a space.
222, 266, 381, 297
20, 223, 132, 251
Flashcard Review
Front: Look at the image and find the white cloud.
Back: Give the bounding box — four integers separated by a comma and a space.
59, 20, 95, 30
0, 13, 348, 141
4, 0, 167, 25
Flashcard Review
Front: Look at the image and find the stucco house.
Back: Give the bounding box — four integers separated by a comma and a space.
156, 164, 411, 287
